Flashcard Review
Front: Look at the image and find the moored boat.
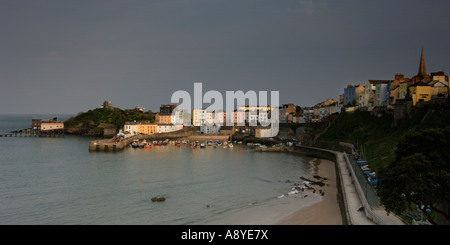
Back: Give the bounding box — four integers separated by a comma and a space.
139, 140, 147, 148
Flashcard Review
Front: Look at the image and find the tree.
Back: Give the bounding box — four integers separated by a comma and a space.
377, 127, 450, 224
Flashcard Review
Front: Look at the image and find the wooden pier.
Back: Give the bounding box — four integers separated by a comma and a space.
1, 117, 65, 138
0, 128, 64, 137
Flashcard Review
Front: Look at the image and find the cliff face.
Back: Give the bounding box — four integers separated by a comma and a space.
65, 122, 85, 134
64, 121, 110, 137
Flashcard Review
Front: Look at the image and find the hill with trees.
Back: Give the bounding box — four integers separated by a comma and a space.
316, 98, 450, 224
64, 107, 154, 137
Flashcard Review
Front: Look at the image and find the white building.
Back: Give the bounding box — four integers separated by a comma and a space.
200, 124, 220, 134
171, 109, 191, 126
258, 109, 269, 125
40, 122, 64, 131
157, 124, 177, 133
124, 122, 138, 135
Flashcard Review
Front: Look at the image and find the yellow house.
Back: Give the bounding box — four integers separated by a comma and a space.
191, 108, 206, 126
409, 82, 431, 106
137, 123, 158, 135
155, 113, 172, 124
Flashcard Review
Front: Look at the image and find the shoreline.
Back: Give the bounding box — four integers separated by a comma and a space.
204, 157, 342, 225
275, 158, 342, 225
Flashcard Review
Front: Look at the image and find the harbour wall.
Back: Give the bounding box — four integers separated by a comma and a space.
89, 127, 233, 151
292, 143, 403, 225
292, 145, 351, 225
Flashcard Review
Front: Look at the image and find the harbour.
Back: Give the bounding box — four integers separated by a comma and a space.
0, 114, 315, 225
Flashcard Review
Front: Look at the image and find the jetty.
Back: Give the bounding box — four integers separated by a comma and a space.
89, 137, 133, 151
1, 117, 64, 137
0, 128, 64, 137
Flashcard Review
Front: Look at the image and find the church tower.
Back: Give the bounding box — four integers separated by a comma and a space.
417, 47, 428, 79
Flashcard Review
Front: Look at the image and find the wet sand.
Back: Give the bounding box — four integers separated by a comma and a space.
205, 158, 342, 225
275, 159, 342, 225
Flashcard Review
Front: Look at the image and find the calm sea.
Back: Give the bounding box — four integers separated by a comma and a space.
0, 114, 314, 225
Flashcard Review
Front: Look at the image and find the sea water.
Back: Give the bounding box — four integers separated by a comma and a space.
0, 114, 314, 224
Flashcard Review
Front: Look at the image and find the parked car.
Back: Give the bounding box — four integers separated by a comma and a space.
361, 166, 370, 171
358, 161, 368, 167
368, 176, 378, 185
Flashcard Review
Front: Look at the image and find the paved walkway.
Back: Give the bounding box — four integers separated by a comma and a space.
335, 152, 404, 225
335, 152, 376, 225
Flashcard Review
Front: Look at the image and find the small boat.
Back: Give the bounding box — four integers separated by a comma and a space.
200, 142, 206, 148
228, 143, 233, 148
131, 140, 139, 148
145, 143, 151, 149
139, 140, 147, 148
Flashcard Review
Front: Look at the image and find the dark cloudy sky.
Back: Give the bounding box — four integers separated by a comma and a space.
1, 0, 450, 114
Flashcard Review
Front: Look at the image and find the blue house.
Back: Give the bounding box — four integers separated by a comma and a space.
344, 85, 356, 106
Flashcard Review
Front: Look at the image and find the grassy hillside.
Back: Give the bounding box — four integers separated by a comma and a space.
318, 98, 450, 172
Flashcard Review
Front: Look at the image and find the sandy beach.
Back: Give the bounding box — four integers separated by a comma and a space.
275, 158, 342, 225
205, 158, 343, 225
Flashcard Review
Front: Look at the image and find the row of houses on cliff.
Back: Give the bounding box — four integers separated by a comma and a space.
117, 48, 447, 138
341, 48, 448, 111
